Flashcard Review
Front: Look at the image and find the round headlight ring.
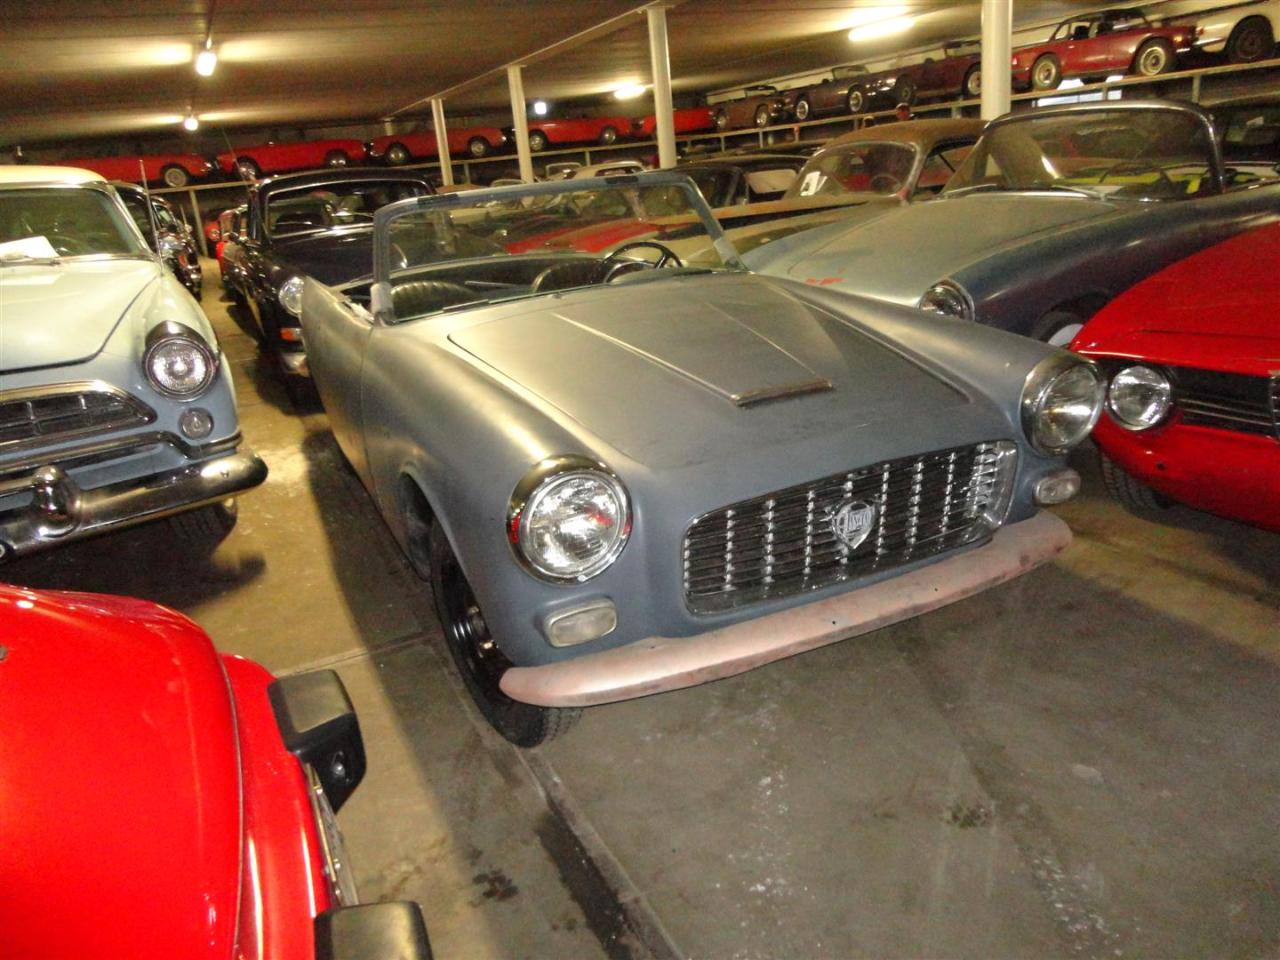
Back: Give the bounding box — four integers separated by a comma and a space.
919, 280, 975, 321
1021, 354, 1105, 455
508, 456, 631, 583
1107, 364, 1172, 431
144, 331, 216, 399
278, 275, 305, 317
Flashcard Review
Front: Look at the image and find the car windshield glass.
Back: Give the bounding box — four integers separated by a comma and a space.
267, 180, 430, 236
787, 142, 918, 198
943, 108, 1216, 201
377, 177, 742, 323
0, 187, 147, 261
119, 192, 155, 243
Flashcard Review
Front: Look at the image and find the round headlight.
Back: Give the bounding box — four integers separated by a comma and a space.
144, 334, 215, 398
278, 275, 304, 317
1107, 365, 1172, 431
919, 280, 974, 321
1021, 355, 1105, 454
511, 460, 630, 582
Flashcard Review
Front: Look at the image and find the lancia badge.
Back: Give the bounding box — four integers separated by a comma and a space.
829, 499, 878, 550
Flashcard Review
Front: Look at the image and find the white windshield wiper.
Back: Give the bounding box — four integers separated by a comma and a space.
938, 183, 1004, 199
0, 252, 62, 266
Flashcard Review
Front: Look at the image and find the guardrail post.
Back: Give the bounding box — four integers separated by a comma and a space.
980, 0, 1013, 119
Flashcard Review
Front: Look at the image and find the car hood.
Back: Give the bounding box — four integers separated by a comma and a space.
449, 273, 975, 470
746, 194, 1119, 305
0, 259, 158, 373
0, 586, 241, 958
272, 227, 376, 286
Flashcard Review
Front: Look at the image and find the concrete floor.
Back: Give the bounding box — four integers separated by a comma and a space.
6, 263, 1279, 959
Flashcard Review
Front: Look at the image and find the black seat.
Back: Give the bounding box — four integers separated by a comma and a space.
530, 259, 608, 293
391, 280, 476, 320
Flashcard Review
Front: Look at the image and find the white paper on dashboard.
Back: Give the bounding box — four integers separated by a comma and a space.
0, 236, 60, 259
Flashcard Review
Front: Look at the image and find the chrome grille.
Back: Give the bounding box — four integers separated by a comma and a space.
1172, 367, 1277, 438
0, 383, 155, 453
683, 442, 1015, 615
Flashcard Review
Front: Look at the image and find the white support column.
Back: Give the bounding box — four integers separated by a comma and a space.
507, 65, 535, 183
980, 0, 1013, 120
431, 97, 454, 187
646, 5, 677, 169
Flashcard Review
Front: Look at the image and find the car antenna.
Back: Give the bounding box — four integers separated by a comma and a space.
219, 128, 254, 185
138, 159, 166, 277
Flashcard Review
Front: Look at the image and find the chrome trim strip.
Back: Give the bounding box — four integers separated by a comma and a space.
0, 380, 156, 454
0, 430, 243, 482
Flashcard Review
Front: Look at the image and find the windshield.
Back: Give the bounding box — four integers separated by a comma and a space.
267, 179, 430, 237
943, 108, 1217, 201
0, 187, 147, 261
786, 142, 918, 199
373, 176, 741, 323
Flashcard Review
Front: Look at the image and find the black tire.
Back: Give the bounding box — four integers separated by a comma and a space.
161, 165, 190, 188
963, 65, 982, 98
1031, 54, 1062, 91
1029, 309, 1087, 346
1225, 16, 1275, 63
285, 374, 320, 410
754, 105, 771, 127
235, 157, 261, 180
1132, 38, 1175, 77
528, 129, 548, 152
324, 150, 349, 168
847, 87, 865, 114
793, 96, 812, 121
892, 76, 916, 105
169, 500, 238, 548
467, 136, 489, 158
385, 143, 412, 165
1100, 452, 1171, 517
425, 517, 581, 747
714, 110, 728, 131
597, 125, 619, 145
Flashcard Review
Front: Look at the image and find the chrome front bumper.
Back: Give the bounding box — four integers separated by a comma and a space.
0, 449, 268, 560
501, 511, 1071, 707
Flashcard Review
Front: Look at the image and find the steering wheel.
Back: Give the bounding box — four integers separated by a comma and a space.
1096, 159, 1176, 191
869, 173, 904, 195
602, 240, 683, 282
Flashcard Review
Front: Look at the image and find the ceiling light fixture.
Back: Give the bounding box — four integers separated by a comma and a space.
195, 39, 217, 76
846, 4, 906, 27
848, 14, 913, 42
183, 113, 200, 131
613, 84, 646, 100
532, 100, 548, 117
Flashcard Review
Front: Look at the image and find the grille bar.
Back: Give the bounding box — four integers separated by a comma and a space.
0, 382, 155, 453
1172, 367, 1278, 438
683, 442, 1014, 615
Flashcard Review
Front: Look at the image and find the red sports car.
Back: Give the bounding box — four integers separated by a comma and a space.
217, 139, 367, 180
0, 585, 431, 960
631, 106, 717, 138
1012, 8, 1196, 91
63, 152, 212, 188
524, 115, 633, 151
367, 125, 507, 164
1071, 221, 1280, 531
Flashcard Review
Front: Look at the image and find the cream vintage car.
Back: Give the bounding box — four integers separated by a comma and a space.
0, 167, 266, 559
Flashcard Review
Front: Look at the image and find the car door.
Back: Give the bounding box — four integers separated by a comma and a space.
302, 285, 374, 478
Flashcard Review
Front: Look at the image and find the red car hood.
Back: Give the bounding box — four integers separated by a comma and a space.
0, 586, 241, 959
1073, 221, 1280, 377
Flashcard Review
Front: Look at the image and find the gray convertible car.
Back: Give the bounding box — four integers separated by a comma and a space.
746, 100, 1280, 344
299, 173, 1103, 746
0, 167, 265, 558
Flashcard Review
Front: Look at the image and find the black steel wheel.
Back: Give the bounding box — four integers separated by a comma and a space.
1100, 452, 1172, 517
386, 143, 412, 165
1225, 16, 1275, 63
598, 125, 619, 145
169, 500, 238, 549
235, 157, 261, 180
427, 520, 581, 747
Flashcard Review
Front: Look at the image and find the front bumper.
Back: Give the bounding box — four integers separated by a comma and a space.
0, 448, 267, 559
501, 510, 1070, 707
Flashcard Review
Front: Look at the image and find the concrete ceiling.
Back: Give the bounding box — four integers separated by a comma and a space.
2, 1, 1134, 148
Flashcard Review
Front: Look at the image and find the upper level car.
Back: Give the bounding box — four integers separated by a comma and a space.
631, 106, 718, 138
746, 101, 1280, 345
1165, 0, 1279, 63
842, 41, 982, 113
217, 139, 368, 180
790, 65, 870, 120
226, 168, 431, 398
114, 181, 203, 298
713, 86, 789, 130
366, 125, 508, 164
1011, 8, 1195, 91
547, 159, 649, 180
0, 583, 432, 960
521, 115, 633, 152
296, 172, 1101, 747
62, 151, 213, 188
0, 167, 266, 558
1070, 220, 1280, 532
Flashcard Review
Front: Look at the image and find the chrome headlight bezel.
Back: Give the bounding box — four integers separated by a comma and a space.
919, 280, 975, 322
278, 275, 305, 317
142, 322, 217, 400
1106, 364, 1173, 431
1020, 353, 1105, 455
508, 455, 632, 583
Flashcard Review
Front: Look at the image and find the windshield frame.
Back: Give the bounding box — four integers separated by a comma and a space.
369, 172, 746, 324
0, 181, 153, 264
940, 100, 1225, 200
